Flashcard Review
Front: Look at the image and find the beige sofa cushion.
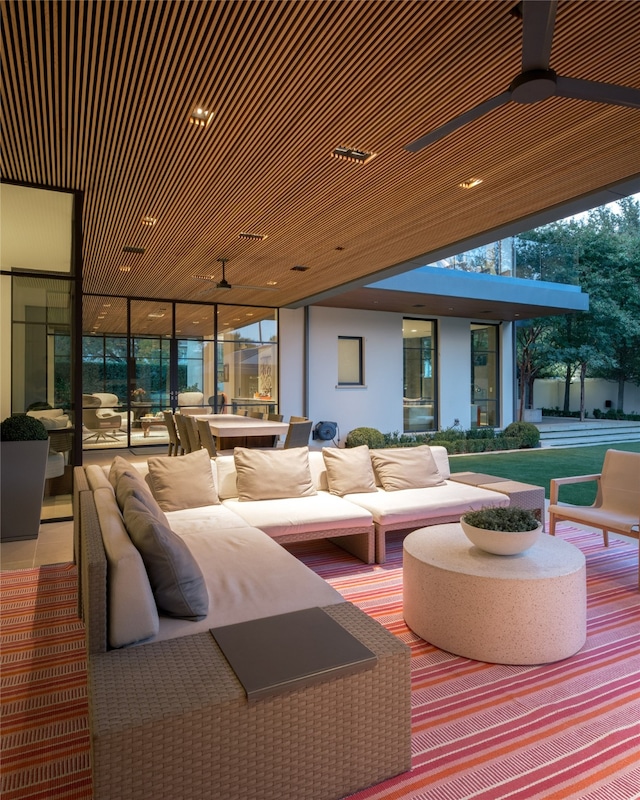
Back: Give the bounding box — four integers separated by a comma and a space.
152, 525, 343, 642
234, 446, 316, 501
123, 494, 209, 620
370, 446, 445, 491
322, 445, 377, 496
93, 487, 159, 648
85, 464, 113, 492
147, 449, 219, 511
223, 491, 372, 538
344, 482, 509, 527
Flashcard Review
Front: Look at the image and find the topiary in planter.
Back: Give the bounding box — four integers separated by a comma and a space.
0, 414, 48, 441
503, 421, 540, 449
345, 427, 385, 449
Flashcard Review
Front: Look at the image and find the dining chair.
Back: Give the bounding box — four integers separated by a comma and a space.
196, 418, 217, 458
248, 411, 265, 419
549, 448, 640, 587
163, 412, 182, 456
175, 413, 196, 454
267, 413, 284, 422
289, 415, 308, 423
283, 419, 313, 449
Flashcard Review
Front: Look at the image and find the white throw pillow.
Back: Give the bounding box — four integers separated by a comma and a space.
147, 449, 220, 511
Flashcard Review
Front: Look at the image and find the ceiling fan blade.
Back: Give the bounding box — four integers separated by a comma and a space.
556, 75, 640, 109
405, 91, 511, 152
521, 0, 557, 72
231, 284, 278, 291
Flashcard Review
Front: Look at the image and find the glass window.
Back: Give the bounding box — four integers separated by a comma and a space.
218, 308, 278, 416
471, 324, 499, 427
403, 319, 437, 432
338, 336, 363, 385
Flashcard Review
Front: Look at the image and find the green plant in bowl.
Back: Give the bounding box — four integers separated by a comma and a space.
460, 506, 542, 555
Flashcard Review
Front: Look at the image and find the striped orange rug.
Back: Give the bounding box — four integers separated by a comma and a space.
1, 527, 639, 800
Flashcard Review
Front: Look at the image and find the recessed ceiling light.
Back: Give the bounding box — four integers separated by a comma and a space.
147, 312, 165, 319
266, 280, 278, 286
141, 216, 157, 227
119, 265, 131, 272
246, 313, 254, 317
331, 146, 375, 164
459, 178, 483, 189
122, 245, 145, 254
239, 232, 267, 241
291, 265, 309, 272
102, 303, 111, 307
189, 107, 213, 127
514, 313, 520, 317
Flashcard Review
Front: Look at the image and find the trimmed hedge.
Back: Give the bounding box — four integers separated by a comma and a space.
344, 425, 529, 454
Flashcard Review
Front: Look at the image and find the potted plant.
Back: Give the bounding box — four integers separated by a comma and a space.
1, 415, 49, 542
460, 506, 542, 556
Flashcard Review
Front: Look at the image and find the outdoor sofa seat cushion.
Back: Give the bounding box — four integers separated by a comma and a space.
222, 491, 374, 539
343, 482, 510, 529
165, 504, 255, 536
151, 524, 343, 643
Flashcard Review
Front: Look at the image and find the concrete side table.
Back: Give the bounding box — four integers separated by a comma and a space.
403, 524, 586, 665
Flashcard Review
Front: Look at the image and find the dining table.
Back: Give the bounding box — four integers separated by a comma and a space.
193, 413, 289, 450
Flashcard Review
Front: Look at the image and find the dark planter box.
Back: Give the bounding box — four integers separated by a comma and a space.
1, 439, 49, 541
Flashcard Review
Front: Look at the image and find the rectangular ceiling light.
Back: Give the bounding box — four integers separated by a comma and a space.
189, 107, 213, 128
331, 146, 375, 164
239, 232, 267, 240
122, 245, 145, 254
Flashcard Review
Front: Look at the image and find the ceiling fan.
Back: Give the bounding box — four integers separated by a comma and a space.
405, 0, 640, 153
194, 258, 278, 293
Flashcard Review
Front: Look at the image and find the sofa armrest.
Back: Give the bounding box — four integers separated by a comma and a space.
89, 603, 410, 800
550, 473, 601, 505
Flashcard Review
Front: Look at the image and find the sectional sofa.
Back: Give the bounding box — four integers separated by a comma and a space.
75, 443, 512, 799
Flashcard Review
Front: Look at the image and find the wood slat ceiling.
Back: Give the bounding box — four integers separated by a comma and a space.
2, 0, 640, 329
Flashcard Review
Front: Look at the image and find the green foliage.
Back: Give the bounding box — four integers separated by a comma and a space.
462, 506, 540, 532
503, 421, 540, 448
593, 408, 640, 421
345, 427, 386, 448
0, 415, 48, 441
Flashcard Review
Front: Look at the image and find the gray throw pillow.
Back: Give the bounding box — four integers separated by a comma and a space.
116, 473, 169, 526
123, 494, 209, 620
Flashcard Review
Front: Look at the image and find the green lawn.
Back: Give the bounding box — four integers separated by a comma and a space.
449, 442, 640, 505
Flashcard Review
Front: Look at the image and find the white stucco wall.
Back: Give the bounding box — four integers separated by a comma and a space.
278, 307, 306, 421
533, 377, 640, 415
307, 307, 403, 444
438, 317, 473, 430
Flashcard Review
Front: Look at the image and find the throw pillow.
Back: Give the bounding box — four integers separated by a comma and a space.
116, 473, 169, 526
234, 446, 317, 501
109, 455, 144, 490
370, 446, 445, 491
123, 494, 209, 620
322, 445, 377, 496
147, 449, 219, 512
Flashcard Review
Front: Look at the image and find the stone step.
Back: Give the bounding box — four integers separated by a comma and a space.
537, 420, 640, 448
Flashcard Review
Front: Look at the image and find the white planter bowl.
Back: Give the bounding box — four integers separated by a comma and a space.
460, 516, 542, 556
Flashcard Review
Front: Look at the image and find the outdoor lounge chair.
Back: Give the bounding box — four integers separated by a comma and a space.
548, 448, 640, 587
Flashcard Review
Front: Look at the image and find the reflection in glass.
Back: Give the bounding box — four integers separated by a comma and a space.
403, 319, 437, 432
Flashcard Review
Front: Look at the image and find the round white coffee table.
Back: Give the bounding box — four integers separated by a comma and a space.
403, 523, 586, 665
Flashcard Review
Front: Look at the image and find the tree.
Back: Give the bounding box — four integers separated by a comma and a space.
515, 320, 555, 420
514, 197, 640, 416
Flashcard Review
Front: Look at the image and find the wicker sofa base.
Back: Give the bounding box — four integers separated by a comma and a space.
89, 602, 411, 800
